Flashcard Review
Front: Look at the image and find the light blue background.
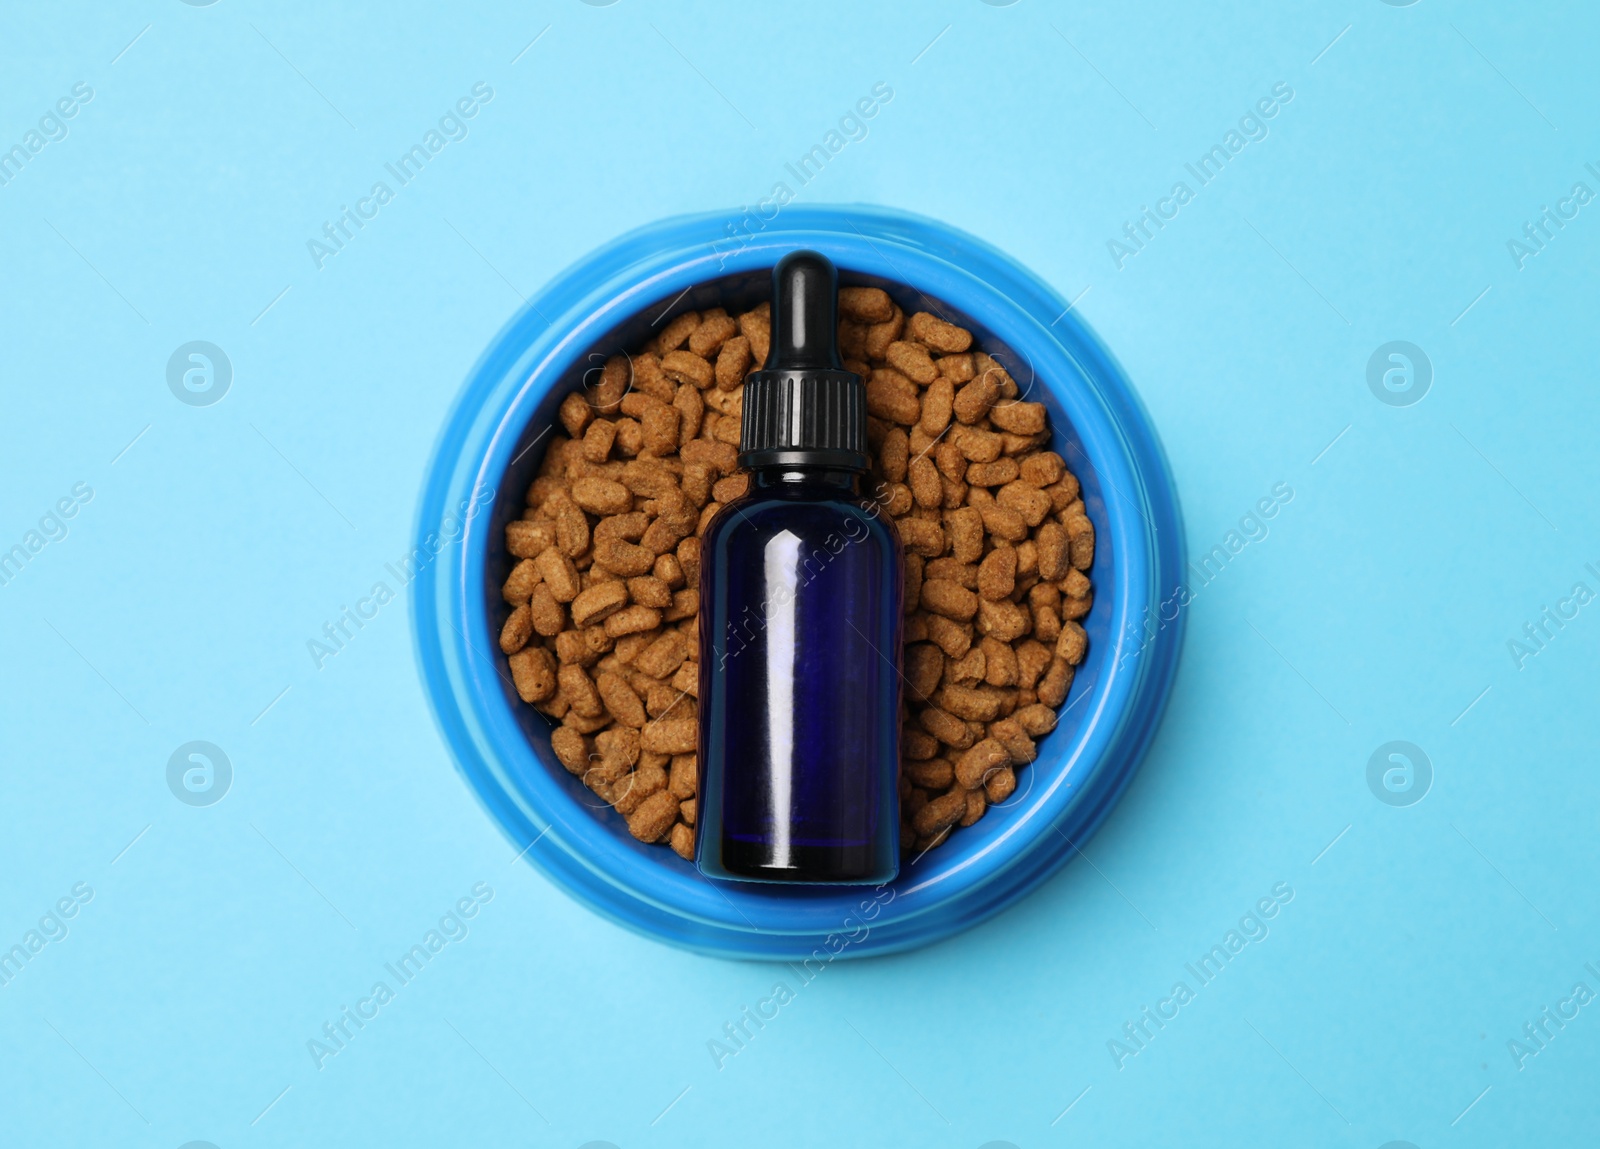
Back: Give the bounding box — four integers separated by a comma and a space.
3, 1, 1596, 1145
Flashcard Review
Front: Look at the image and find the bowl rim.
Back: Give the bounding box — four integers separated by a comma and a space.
413, 205, 1186, 960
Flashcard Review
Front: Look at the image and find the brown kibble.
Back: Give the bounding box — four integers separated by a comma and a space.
913, 789, 967, 837
738, 307, 770, 365
674, 382, 705, 443
945, 647, 985, 685
897, 517, 946, 558
1015, 539, 1039, 579
604, 605, 663, 638
1014, 640, 1052, 690
555, 506, 592, 561
594, 513, 648, 547
937, 353, 976, 383
581, 418, 618, 463
919, 706, 975, 750
570, 477, 629, 516
978, 502, 1028, 543
499, 604, 534, 654
866, 372, 922, 425
952, 374, 999, 425
984, 766, 1016, 804
627, 790, 680, 842
902, 551, 924, 614
587, 355, 630, 414
839, 286, 894, 323
935, 440, 966, 483
502, 558, 540, 605
715, 335, 751, 390
879, 482, 912, 517
550, 726, 590, 774
592, 537, 656, 577
961, 788, 987, 827
1019, 452, 1065, 488
1036, 521, 1069, 580
905, 758, 954, 789
535, 547, 581, 602
664, 588, 698, 622
998, 482, 1052, 527
660, 350, 713, 389
977, 546, 1017, 601
920, 579, 979, 621
946, 506, 984, 564
592, 726, 641, 777
676, 536, 701, 585
936, 684, 1002, 723
596, 671, 647, 728
924, 558, 977, 588
624, 575, 671, 609
506, 519, 556, 559
838, 320, 867, 360
1036, 658, 1075, 708
908, 455, 942, 508
989, 717, 1037, 765
1055, 620, 1088, 665
559, 391, 594, 438
905, 643, 943, 702
712, 474, 749, 503
920, 376, 954, 436
923, 614, 973, 659
885, 340, 937, 384
966, 458, 1019, 487
975, 598, 1030, 642
644, 682, 685, 718
509, 646, 557, 703
906, 311, 973, 354
689, 313, 738, 358
669, 822, 696, 860
669, 753, 698, 798
562, 708, 611, 735
863, 306, 902, 358
528, 584, 567, 636
955, 738, 1009, 789
628, 354, 673, 402
952, 425, 1002, 463
1014, 703, 1059, 737
1033, 604, 1062, 644
681, 461, 714, 506
878, 427, 909, 483
610, 418, 643, 457
555, 629, 596, 666
641, 404, 680, 455
989, 400, 1047, 435
559, 664, 604, 718
658, 311, 700, 352
902, 725, 938, 759
1046, 471, 1082, 513
981, 637, 1018, 687
1065, 513, 1095, 570
641, 718, 697, 755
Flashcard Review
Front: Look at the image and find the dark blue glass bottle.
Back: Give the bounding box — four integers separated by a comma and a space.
695, 252, 903, 884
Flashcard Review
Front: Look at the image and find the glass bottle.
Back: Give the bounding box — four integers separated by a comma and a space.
696, 251, 903, 884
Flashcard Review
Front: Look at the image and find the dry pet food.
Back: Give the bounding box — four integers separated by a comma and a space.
499, 291, 1095, 860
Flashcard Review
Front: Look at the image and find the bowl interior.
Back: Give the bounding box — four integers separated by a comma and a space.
481, 266, 1115, 895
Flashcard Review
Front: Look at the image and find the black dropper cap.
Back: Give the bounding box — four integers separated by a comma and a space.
738, 250, 868, 473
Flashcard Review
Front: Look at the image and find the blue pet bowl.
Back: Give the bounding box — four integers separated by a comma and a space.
413, 206, 1184, 960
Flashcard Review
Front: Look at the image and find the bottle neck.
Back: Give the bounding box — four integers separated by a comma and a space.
749, 467, 863, 496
